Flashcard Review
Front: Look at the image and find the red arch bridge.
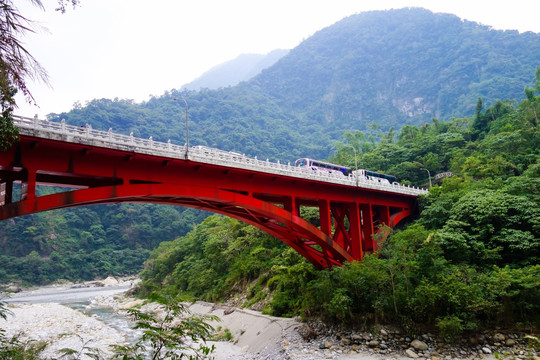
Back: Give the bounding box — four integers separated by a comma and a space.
0, 116, 428, 268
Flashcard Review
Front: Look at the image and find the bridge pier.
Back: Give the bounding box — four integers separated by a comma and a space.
21, 169, 37, 201
360, 203, 375, 253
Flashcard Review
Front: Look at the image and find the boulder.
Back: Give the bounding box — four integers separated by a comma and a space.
505, 339, 517, 346
406, 349, 419, 358
102, 276, 119, 287
6, 285, 22, 293
410, 339, 428, 351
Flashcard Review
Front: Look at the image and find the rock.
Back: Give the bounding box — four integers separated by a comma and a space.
411, 339, 428, 351
351, 334, 363, 343
505, 339, 517, 346
477, 335, 486, 344
223, 308, 235, 315
102, 276, 119, 287
380, 329, 388, 336
121, 299, 144, 309
6, 285, 22, 293
482, 347, 492, 354
298, 324, 317, 340
368, 340, 380, 347
406, 349, 419, 358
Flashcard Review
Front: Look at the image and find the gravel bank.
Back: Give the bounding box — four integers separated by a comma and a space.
0, 303, 126, 359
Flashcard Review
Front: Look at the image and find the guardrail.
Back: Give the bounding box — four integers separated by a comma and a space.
11, 115, 428, 196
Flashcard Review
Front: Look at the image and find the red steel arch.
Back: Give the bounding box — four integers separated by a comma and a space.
0, 135, 420, 268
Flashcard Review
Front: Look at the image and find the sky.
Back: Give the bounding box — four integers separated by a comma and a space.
14, 0, 540, 118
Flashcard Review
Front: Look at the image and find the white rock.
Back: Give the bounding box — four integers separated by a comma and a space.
102, 276, 119, 286
411, 339, 428, 351
406, 348, 420, 358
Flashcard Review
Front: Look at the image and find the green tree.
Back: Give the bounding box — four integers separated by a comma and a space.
438, 190, 539, 267
111, 294, 217, 360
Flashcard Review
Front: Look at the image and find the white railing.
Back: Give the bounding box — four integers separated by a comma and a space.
12, 115, 429, 196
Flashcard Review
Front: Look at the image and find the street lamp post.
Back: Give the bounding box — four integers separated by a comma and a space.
420, 167, 432, 187
173, 98, 189, 159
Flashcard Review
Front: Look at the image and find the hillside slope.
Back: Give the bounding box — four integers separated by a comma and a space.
249, 8, 539, 129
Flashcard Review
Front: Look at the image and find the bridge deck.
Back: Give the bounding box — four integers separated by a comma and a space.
12, 115, 427, 197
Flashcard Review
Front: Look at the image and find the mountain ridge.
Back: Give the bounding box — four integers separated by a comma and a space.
181, 49, 289, 90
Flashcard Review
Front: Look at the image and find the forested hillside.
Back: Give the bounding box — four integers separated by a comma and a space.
0, 204, 207, 284
138, 70, 540, 333
1, 8, 539, 288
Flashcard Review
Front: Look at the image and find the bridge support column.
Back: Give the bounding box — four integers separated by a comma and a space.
283, 197, 300, 217
21, 169, 36, 201
360, 203, 374, 254
377, 205, 391, 228
318, 199, 332, 241
347, 203, 362, 260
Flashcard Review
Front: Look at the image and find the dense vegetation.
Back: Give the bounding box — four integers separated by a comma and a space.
137, 70, 540, 335
0, 203, 206, 284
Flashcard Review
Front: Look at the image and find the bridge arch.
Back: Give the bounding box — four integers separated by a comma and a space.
1, 183, 356, 268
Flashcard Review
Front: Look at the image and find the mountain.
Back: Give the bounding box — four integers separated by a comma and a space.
249, 8, 539, 128
181, 49, 289, 90
50, 8, 540, 163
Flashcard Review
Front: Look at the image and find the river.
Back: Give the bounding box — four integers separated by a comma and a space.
4, 283, 132, 304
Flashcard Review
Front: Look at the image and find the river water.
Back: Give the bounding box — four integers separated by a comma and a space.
3, 284, 142, 349
5, 284, 131, 304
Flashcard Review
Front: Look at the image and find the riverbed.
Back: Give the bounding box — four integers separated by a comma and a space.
2, 281, 511, 360
0, 280, 313, 359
